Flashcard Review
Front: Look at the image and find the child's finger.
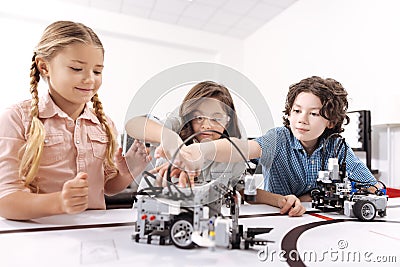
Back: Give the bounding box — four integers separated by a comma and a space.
288, 200, 306, 217
149, 164, 164, 174
170, 167, 182, 178
279, 198, 293, 214
178, 171, 188, 187
66, 172, 88, 188
154, 145, 167, 158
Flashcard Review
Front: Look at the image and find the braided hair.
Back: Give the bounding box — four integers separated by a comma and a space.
20, 21, 116, 188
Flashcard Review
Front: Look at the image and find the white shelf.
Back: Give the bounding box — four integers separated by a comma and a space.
373, 124, 400, 187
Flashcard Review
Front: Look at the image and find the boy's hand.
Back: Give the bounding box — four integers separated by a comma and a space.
178, 143, 204, 174
60, 172, 89, 214
278, 195, 306, 217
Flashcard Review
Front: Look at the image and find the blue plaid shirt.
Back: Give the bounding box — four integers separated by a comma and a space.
255, 126, 377, 196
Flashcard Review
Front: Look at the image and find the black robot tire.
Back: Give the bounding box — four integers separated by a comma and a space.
170, 214, 195, 249
353, 200, 376, 221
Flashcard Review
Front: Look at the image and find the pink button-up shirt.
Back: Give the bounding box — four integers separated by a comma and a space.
0, 93, 118, 209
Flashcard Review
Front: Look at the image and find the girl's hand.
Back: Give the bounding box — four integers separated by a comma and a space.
149, 162, 179, 187
278, 195, 306, 217
116, 140, 151, 179
150, 159, 197, 188
60, 172, 89, 214
177, 171, 195, 188
154, 144, 202, 187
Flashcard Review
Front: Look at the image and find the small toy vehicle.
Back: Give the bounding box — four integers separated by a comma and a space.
311, 147, 388, 221
132, 172, 272, 249
131, 129, 273, 249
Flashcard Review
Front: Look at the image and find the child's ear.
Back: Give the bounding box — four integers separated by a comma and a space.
327, 121, 335, 129
35, 57, 49, 77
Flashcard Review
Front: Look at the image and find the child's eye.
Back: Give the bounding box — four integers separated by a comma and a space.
211, 115, 230, 125
311, 112, 319, 116
210, 118, 223, 124
93, 70, 102, 75
292, 109, 301, 113
70, 67, 82, 71
194, 116, 205, 123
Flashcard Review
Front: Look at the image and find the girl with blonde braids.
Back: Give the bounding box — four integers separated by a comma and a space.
0, 21, 150, 220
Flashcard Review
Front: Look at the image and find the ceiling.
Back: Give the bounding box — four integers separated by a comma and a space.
59, 0, 298, 39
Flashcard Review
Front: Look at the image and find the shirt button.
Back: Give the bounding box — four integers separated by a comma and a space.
308, 185, 311, 188
76, 140, 80, 144
44, 139, 49, 144
311, 160, 314, 164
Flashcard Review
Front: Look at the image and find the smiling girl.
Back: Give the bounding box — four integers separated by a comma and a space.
0, 21, 150, 220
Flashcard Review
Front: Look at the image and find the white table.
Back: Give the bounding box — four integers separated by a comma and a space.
1, 199, 399, 267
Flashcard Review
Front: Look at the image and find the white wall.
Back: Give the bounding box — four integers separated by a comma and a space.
243, 0, 400, 187
2, 0, 399, 187
0, 0, 243, 133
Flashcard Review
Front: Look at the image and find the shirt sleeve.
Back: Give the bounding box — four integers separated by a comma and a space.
162, 114, 182, 133
0, 105, 31, 199
255, 127, 281, 171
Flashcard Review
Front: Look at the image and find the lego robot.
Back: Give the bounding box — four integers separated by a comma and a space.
133, 172, 272, 249
310, 134, 388, 221
132, 130, 272, 249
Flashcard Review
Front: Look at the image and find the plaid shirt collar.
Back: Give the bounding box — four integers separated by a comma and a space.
287, 127, 325, 153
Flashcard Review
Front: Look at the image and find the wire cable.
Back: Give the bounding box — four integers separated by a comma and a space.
165, 129, 252, 200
